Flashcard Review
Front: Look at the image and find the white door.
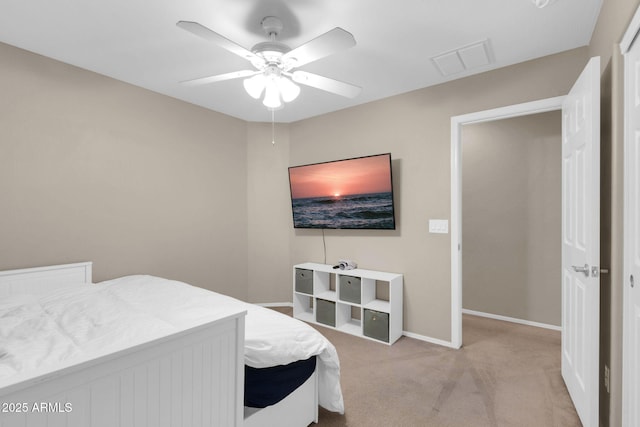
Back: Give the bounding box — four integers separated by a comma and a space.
561, 56, 600, 427
623, 26, 640, 427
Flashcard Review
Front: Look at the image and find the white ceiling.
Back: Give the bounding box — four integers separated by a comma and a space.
0, 0, 602, 123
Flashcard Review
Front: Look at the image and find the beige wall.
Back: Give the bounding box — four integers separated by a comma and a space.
461, 112, 561, 326
0, 42, 250, 300
589, 0, 640, 65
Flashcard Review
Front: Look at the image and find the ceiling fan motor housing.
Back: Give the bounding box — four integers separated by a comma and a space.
252, 41, 291, 62
252, 17, 294, 69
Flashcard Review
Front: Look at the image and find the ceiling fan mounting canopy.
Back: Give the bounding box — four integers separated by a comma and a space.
260, 16, 284, 38
176, 16, 361, 109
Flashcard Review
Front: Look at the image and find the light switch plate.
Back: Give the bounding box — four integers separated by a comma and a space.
429, 219, 449, 234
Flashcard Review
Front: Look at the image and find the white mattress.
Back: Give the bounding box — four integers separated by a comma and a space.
0, 275, 344, 413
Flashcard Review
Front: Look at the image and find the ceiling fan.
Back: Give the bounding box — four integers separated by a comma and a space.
176, 17, 361, 110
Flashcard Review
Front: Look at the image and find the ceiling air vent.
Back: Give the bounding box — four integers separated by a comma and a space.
431, 39, 493, 77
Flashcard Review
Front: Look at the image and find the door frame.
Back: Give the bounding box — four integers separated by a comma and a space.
450, 96, 565, 348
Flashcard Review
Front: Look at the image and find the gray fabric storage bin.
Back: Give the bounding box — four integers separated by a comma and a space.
295, 268, 313, 294
316, 299, 336, 327
363, 309, 389, 343
339, 275, 361, 304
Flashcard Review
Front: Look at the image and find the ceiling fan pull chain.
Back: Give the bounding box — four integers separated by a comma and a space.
271, 109, 276, 145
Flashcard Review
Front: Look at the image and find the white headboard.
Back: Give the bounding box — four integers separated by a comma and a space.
0, 262, 93, 298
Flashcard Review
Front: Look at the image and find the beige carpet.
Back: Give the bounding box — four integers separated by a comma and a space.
274, 308, 581, 427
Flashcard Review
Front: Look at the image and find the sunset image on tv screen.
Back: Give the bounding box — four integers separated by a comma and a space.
288, 154, 395, 229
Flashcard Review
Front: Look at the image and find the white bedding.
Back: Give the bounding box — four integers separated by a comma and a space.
0, 275, 344, 413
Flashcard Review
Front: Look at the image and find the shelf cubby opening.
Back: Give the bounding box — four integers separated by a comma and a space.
314, 270, 332, 295
351, 305, 361, 321
315, 272, 337, 301
375, 280, 390, 302
336, 302, 361, 335
293, 293, 314, 323
360, 277, 376, 306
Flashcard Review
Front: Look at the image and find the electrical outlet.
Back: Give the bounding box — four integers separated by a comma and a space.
604, 365, 610, 393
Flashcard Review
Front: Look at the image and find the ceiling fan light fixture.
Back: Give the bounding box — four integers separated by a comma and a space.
278, 75, 300, 103
245, 65, 299, 108
243, 74, 265, 99
263, 78, 283, 109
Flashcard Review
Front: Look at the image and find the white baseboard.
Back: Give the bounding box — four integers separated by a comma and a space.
462, 309, 562, 331
254, 305, 559, 348
401, 331, 458, 349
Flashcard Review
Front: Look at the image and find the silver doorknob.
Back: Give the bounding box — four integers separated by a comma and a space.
572, 264, 589, 277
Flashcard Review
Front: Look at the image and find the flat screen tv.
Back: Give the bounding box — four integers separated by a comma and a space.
288, 153, 396, 229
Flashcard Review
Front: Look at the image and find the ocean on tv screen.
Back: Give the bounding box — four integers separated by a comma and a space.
291, 191, 394, 229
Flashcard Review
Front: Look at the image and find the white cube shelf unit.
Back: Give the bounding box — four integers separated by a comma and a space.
293, 262, 403, 345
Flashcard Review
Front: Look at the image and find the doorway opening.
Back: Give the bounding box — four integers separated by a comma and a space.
460, 111, 562, 337
450, 96, 564, 348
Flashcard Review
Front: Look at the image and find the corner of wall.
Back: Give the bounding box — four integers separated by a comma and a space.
246, 121, 292, 303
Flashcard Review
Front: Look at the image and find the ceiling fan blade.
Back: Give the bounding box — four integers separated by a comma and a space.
283, 27, 355, 68
176, 21, 265, 67
292, 71, 361, 98
181, 70, 259, 86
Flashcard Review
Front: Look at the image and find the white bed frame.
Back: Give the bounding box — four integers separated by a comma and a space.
0, 262, 246, 427
0, 263, 320, 427
0, 262, 93, 297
